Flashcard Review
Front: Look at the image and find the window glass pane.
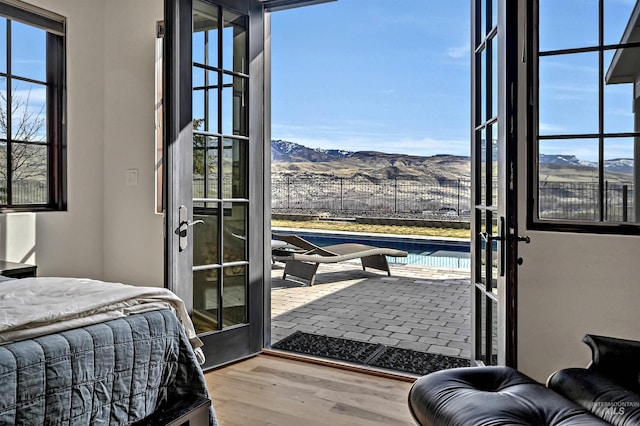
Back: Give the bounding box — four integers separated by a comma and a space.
0, 76, 6, 140
604, 137, 634, 222
604, 47, 637, 134
223, 203, 246, 263
223, 10, 247, 74
0, 142, 6, 204
478, 291, 486, 362
193, 268, 219, 334
12, 143, 47, 204
604, 0, 636, 46
11, 80, 46, 142
11, 21, 46, 82
223, 138, 247, 199
207, 146, 219, 200
539, 52, 598, 136
193, 209, 220, 267
538, 139, 600, 220
0, 18, 6, 74
222, 75, 247, 136
539, 0, 598, 51
223, 265, 246, 327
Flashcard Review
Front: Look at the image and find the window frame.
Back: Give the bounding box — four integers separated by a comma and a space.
527, 0, 640, 235
0, 1, 66, 212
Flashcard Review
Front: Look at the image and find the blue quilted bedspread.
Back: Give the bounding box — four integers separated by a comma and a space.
0, 309, 215, 425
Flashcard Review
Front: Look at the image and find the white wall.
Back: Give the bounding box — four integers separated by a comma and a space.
1, 0, 107, 278
0, 0, 164, 286
515, 0, 640, 382
102, 0, 164, 286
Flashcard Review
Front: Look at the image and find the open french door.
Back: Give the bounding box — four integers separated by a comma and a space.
471, 0, 522, 367
164, 0, 268, 370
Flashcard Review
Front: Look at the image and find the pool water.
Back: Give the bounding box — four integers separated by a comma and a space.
276, 232, 470, 270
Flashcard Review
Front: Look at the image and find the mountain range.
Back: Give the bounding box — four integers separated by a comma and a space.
271, 139, 634, 182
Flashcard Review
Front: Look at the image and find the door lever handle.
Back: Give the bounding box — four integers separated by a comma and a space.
517, 235, 531, 244
186, 219, 204, 227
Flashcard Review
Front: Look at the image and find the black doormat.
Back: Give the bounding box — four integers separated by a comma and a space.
272, 331, 471, 375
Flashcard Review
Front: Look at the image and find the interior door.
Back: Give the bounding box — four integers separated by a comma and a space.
164, 0, 266, 370
471, 0, 520, 367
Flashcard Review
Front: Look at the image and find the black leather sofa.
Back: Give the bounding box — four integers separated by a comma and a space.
408, 334, 640, 425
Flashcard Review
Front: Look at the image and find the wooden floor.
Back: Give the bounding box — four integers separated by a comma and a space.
205, 353, 417, 426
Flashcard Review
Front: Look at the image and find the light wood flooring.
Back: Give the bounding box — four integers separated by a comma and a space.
205, 353, 417, 426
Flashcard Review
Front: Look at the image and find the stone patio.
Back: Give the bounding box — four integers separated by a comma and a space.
270, 259, 471, 359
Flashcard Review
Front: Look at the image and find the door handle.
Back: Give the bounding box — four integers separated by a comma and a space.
176, 205, 203, 252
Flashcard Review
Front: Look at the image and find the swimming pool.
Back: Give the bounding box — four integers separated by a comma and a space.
273, 230, 470, 269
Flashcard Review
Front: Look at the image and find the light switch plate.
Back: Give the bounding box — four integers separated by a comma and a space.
126, 169, 139, 186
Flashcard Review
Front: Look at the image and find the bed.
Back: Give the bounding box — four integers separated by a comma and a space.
0, 277, 217, 425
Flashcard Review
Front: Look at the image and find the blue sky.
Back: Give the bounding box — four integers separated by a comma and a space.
271, 0, 639, 162
270, 1, 470, 157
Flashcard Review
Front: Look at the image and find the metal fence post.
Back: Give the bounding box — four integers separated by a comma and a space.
623, 185, 628, 222
340, 177, 344, 211
394, 178, 398, 213
457, 179, 461, 216
286, 176, 290, 209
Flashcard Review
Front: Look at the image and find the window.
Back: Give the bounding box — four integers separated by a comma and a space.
0, 2, 65, 210
531, 0, 640, 231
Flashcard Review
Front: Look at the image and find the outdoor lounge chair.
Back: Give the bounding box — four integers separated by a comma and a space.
272, 234, 408, 286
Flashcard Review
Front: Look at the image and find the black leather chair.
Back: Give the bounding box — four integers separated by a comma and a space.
408, 334, 640, 425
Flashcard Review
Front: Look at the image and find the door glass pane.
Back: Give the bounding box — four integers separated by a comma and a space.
604, 137, 634, 223
491, 213, 498, 294
193, 210, 220, 267
223, 137, 247, 199
490, 299, 498, 365
480, 128, 487, 204
223, 203, 247, 263
478, 290, 486, 362
223, 265, 246, 327
194, 135, 219, 200
479, 210, 486, 285
207, 72, 220, 133
193, 1, 219, 68
539, 138, 600, 220
539, 0, 598, 51
222, 74, 247, 136
480, 49, 486, 122
539, 52, 599, 136
11, 21, 46, 82
491, 37, 498, 119
490, 121, 498, 206
193, 268, 219, 334
223, 10, 247, 74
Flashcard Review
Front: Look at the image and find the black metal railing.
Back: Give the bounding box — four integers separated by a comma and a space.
271, 177, 636, 223
271, 176, 471, 218
0, 180, 48, 205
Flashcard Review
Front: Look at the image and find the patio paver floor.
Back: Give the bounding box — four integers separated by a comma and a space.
271, 260, 471, 359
